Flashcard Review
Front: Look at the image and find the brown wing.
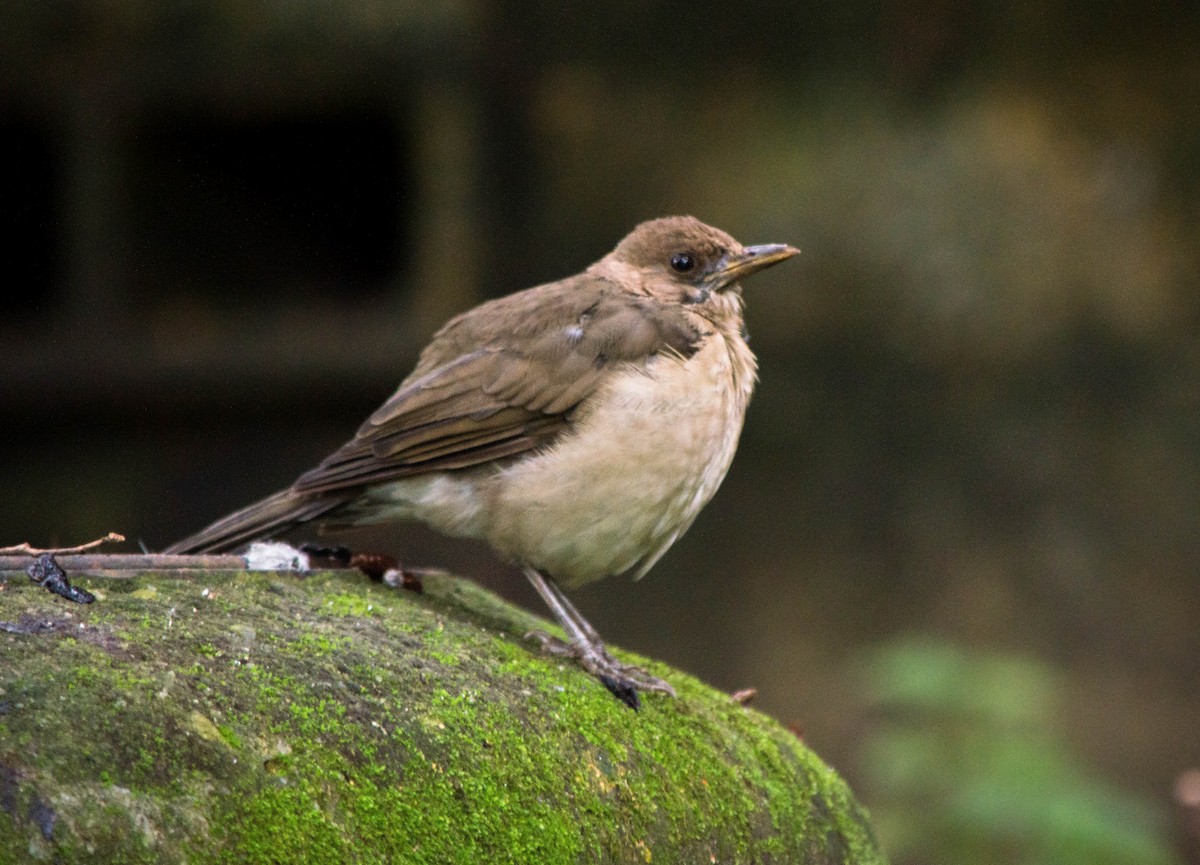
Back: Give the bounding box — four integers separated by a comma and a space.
292, 274, 702, 495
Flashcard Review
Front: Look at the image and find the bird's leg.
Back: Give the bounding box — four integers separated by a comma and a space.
522, 567, 676, 710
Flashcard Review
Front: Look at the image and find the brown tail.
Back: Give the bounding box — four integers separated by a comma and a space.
163, 489, 348, 554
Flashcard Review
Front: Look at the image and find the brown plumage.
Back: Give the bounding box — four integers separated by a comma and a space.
166, 216, 798, 708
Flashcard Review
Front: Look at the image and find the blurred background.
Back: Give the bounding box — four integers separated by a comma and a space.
2, 1, 1197, 861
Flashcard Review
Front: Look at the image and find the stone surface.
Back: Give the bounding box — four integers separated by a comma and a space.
0, 566, 883, 864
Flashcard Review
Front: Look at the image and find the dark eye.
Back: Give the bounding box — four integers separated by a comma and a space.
670, 252, 695, 273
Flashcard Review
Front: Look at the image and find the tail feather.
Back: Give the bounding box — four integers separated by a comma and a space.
164, 489, 347, 554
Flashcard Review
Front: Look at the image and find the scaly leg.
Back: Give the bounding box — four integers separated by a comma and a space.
523, 567, 676, 710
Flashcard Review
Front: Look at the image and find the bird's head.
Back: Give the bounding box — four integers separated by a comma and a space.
606, 215, 799, 307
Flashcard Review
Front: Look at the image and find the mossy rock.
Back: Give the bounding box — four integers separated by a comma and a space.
0, 566, 883, 864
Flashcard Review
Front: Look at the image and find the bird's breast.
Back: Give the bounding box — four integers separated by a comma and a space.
486, 330, 756, 586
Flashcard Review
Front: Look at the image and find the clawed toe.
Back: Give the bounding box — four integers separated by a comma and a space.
524, 629, 676, 710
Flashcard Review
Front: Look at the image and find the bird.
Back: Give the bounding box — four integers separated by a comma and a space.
166, 216, 799, 708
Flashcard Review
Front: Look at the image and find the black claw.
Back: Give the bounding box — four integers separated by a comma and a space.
599, 675, 641, 711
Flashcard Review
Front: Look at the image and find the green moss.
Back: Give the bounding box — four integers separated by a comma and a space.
322, 591, 378, 617
293, 632, 351, 657
0, 568, 882, 864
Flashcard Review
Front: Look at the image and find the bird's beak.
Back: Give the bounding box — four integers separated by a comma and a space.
707, 243, 800, 291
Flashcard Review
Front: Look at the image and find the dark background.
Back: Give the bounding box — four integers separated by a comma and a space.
3, 2, 1197, 861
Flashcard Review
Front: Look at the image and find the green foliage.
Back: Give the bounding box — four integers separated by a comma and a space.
856, 640, 1179, 865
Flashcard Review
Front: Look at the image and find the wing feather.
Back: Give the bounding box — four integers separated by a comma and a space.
292, 274, 703, 496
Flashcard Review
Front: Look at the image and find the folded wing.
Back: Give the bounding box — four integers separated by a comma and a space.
293, 275, 703, 495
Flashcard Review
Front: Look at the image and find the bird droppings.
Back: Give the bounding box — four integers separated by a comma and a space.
244, 542, 310, 572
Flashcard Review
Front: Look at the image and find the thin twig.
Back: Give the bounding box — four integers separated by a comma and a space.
0, 532, 126, 556
0, 552, 438, 579
0, 553, 247, 575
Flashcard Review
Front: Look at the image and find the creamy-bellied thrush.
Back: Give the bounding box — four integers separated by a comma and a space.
166, 216, 798, 708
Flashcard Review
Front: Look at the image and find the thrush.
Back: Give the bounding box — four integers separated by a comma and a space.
166, 216, 798, 708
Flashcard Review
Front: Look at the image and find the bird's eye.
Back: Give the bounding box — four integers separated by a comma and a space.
670, 252, 695, 273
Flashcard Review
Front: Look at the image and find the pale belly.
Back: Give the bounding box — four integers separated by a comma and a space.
485, 341, 752, 586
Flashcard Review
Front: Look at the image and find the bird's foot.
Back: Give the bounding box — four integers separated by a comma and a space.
526, 629, 676, 710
